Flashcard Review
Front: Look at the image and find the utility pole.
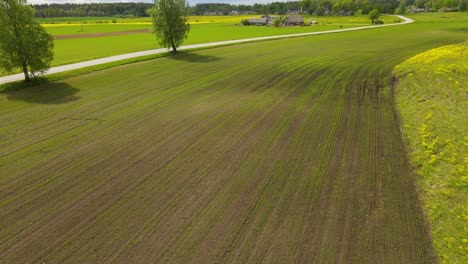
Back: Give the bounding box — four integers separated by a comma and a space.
79, 8, 84, 32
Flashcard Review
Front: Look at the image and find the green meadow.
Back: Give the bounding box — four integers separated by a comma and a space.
0, 15, 396, 77
1, 12, 466, 263
47, 15, 395, 65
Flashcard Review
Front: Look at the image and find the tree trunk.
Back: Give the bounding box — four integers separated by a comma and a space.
22, 63, 30, 82
171, 39, 177, 53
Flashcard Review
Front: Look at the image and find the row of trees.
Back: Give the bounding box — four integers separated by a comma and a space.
30, 0, 467, 18
417, 0, 467, 11
307, 0, 466, 14
191, 2, 303, 15
33, 3, 153, 18
196, 0, 455, 14
0, 0, 190, 82
183, 0, 467, 16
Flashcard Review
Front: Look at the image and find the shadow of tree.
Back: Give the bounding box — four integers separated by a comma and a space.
169, 52, 223, 63
6, 82, 80, 104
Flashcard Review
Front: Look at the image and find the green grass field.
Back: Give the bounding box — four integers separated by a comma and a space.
41, 14, 395, 36
0, 15, 395, 77
1, 13, 467, 263
37, 16, 150, 23
37, 14, 393, 25
394, 42, 467, 263
44, 23, 151, 35
46, 15, 394, 66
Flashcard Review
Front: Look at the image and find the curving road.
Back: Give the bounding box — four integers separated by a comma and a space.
0, 15, 413, 85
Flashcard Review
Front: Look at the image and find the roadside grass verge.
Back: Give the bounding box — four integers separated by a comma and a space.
394, 41, 468, 263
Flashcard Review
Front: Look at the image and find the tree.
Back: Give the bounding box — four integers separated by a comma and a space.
302, 0, 313, 14
395, 0, 406, 14
150, 0, 190, 53
273, 18, 282, 27
458, 0, 467, 11
78, 7, 85, 32
368, 8, 380, 24
0, 0, 54, 81
332, 2, 341, 13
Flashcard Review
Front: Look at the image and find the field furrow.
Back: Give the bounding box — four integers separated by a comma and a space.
1, 15, 466, 263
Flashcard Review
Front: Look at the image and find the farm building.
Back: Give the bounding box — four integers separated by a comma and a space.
337, 10, 354, 16
409, 8, 427, 13
248, 18, 267, 26
283, 16, 305, 26
266, 16, 281, 25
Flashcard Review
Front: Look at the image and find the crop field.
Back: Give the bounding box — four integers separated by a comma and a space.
0, 15, 394, 77
394, 42, 467, 262
44, 15, 392, 66
0, 14, 467, 263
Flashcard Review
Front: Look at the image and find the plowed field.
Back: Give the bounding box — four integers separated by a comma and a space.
1, 17, 466, 263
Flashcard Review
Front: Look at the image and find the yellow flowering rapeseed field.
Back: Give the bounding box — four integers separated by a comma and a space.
394, 42, 467, 263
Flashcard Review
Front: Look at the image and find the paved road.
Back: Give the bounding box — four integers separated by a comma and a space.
0, 15, 413, 85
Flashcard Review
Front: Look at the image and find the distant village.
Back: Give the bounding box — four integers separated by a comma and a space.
203, 10, 303, 16
243, 15, 314, 27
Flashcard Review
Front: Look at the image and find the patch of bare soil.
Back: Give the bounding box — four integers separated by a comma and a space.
54, 29, 151, 40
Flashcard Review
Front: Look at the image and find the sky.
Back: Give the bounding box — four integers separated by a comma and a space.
27, 0, 285, 5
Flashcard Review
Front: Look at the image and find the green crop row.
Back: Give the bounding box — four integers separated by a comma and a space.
0, 12, 466, 263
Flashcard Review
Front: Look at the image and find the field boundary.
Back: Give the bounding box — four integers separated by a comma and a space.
0, 15, 413, 85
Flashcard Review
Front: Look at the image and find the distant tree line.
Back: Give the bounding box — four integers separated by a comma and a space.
33, 3, 153, 18
191, 2, 303, 15
31, 0, 467, 18
190, 0, 466, 15
415, 0, 467, 11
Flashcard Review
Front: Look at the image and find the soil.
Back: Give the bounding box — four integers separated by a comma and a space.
54, 29, 151, 40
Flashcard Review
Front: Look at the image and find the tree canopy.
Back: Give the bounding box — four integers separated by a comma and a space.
33, 3, 153, 18
0, 0, 54, 81
369, 8, 380, 24
395, 0, 407, 14
29, 0, 468, 19
151, 0, 190, 53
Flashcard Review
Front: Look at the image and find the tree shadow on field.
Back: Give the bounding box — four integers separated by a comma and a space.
6, 82, 80, 104
169, 52, 223, 63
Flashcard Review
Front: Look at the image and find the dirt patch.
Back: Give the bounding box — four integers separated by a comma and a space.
54, 29, 151, 40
